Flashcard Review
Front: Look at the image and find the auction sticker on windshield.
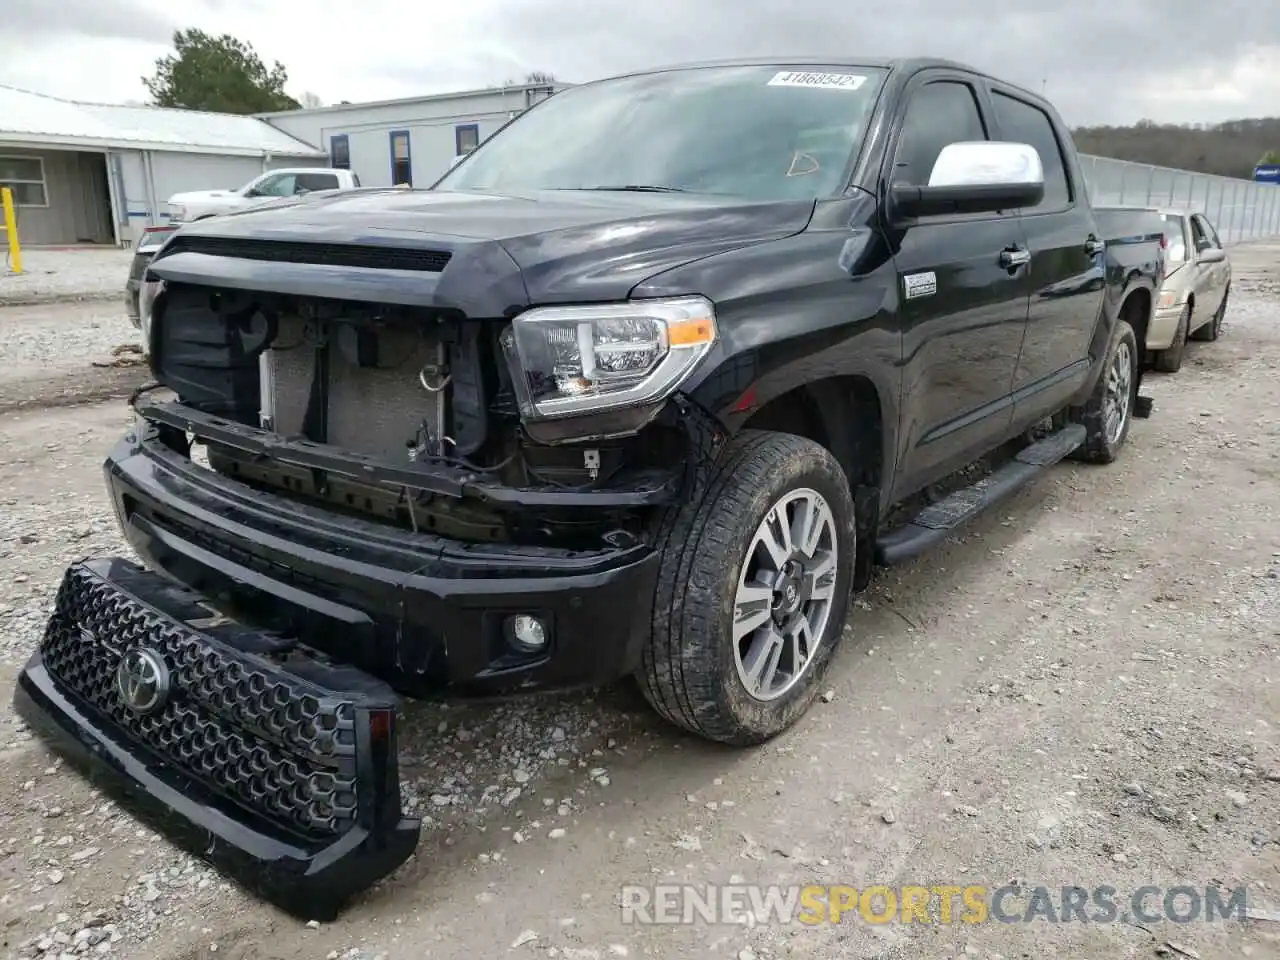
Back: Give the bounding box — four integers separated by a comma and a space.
768, 71, 868, 91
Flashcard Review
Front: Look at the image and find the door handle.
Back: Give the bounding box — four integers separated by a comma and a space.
1084, 236, 1105, 256
999, 247, 1031, 269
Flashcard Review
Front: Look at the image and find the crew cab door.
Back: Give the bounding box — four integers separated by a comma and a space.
986, 85, 1105, 428
1190, 213, 1229, 323
886, 73, 1033, 496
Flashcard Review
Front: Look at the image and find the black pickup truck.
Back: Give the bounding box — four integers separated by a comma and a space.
14, 57, 1162, 917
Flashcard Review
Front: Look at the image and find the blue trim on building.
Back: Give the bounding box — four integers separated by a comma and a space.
389, 129, 412, 186
455, 123, 480, 156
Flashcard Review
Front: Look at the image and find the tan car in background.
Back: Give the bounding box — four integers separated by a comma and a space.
1149, 209, 1232, 373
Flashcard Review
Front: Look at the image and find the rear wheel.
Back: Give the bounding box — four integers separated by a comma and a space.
1190, 285, 1229, 342
1071, 318, 1138, 464
638, 431, 856, 745
1152, 304, 1189, 373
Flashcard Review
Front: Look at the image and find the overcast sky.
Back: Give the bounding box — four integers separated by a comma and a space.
0, 0, 1276, 126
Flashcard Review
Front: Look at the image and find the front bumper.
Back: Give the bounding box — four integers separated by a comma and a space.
1148, 304, 1185, 351
15, 422, 666, 915
106, 424, 662, 697
14, 558, 420, 920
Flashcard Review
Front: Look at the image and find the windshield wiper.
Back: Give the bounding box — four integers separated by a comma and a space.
577, 184, 690, 193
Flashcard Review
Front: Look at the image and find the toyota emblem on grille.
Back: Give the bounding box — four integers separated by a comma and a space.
116, 648, 170, 715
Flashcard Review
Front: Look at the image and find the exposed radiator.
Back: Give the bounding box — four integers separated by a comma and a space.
260, 315, 443, 461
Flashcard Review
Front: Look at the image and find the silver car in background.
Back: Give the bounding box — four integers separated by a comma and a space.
125, 224, 177, 332
1148, 209, 1231, 373
125, 187, 372, 357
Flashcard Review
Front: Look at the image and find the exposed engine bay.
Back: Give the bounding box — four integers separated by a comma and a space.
146, 282, 695, 545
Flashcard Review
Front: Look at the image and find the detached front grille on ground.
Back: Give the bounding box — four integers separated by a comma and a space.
14, 557, 421, 919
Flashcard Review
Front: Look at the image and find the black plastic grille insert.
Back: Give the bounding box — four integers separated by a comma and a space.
160, 235, 452, 272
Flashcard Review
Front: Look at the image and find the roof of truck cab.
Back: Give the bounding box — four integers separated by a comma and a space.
605, 56, 987, 79
585, 57, 1050, 103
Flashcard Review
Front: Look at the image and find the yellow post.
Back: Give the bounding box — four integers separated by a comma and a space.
1, 186, 21, 274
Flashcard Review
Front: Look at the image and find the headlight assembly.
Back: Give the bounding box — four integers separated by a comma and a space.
500, 296, 717, 421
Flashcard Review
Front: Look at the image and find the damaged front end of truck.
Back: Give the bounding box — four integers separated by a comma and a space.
13, 209, 739, 918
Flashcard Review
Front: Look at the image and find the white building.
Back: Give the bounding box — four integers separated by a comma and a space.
257, 82, 559, 189
0, 80, 563, 247
0, 84, 328, 246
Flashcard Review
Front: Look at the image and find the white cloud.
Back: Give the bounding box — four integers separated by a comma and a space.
0, 0, 1275, 125
1133, 43, 1280, 117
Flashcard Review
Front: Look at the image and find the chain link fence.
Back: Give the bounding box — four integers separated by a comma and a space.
1080, 155, 1280, 244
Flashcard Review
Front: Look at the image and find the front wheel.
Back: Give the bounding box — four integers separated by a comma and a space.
1152, 304, 1189, 373
638, 431, 856, 745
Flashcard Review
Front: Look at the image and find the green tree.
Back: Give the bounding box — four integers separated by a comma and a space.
143, 29, 300, 113
1261, 150, 1280, 165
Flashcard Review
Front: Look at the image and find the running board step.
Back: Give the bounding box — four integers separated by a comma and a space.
874, 423, 1087, 566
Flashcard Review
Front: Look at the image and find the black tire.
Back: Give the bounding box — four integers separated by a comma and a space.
1152, 304, 1189, 373
1071, 318, 1138, 464
1190, 285, 1228, 342
638, 430, 856, 746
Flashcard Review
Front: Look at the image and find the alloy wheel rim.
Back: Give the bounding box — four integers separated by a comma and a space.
731, 487, 839, 702
1104, 341, 1133, 445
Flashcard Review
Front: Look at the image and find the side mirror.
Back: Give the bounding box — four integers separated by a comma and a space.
1197, 246, 1225, 263
890, 141, 1045, 221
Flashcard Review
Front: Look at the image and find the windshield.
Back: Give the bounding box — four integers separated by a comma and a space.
436, 65, 887, 202
1159, 213, 1187, 262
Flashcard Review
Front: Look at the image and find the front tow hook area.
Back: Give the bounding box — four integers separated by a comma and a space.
13, 557, 421, 920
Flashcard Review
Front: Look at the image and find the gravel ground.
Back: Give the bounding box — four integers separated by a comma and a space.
1, 248, 135, 307
1, 242, 1279, 960
0, 302, 145, 413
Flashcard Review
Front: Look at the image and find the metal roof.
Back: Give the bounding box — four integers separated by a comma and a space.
253, 81, 564, 119
0, 84, 326, 158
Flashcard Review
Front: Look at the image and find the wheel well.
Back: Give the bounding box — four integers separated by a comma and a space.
1123, 288, 1151, 356
741, 376, 883, 491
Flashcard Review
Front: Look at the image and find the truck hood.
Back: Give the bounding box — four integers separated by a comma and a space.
146, 188, 815, 313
